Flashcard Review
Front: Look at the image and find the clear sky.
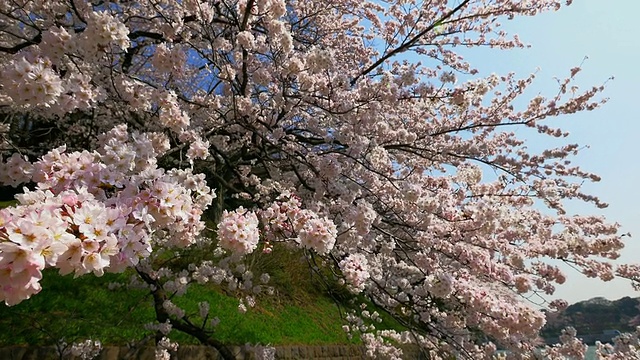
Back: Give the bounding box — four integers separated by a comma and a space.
466, 1, 640, 304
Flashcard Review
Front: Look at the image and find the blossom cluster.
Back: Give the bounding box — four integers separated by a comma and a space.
0, 153, 33, 187
595, 329, 640, 359
81, 11, 130, 54
217, 208, 260, 255
215, 192, 339, 257
0, 10, 129, 113
339, 253, 370, 293
0, 125, 214, 305
151, 44, 187, 75
69, 339, 103, 360
0, 56, 63, 107
155, 337, 179, 360
543, 327, 589, 360
259, 192, 337, 255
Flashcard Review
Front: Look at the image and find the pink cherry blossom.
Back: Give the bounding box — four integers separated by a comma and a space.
0, 0, 638, 358
217, 208, 260, 255
339, 254, 370, 293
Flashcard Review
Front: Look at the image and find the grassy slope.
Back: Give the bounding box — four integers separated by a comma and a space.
0, 201, 403, 347
0, 271, 154, 346
0, 260, 359, 347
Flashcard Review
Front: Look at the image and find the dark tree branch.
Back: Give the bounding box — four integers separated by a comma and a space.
351, 0, 472, 86
135, 266, 237, 360
0, 33, 42, 54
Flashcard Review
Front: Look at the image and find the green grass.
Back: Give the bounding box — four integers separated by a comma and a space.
0, 251, 364, 347
173, 285, 357, 345
0, 270, 153, 346
0, 200, 17, 208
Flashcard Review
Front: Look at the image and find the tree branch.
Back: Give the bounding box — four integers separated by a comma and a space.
351, 0, 472, 86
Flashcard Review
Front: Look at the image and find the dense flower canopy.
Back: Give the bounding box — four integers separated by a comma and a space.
0, 0, 637, 358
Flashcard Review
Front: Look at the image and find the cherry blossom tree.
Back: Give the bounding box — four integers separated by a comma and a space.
0, 0, 637, 359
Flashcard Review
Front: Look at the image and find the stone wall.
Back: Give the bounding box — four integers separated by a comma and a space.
0, 344, 370, 360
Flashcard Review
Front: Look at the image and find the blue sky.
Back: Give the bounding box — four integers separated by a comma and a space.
466, 1, 640, 303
